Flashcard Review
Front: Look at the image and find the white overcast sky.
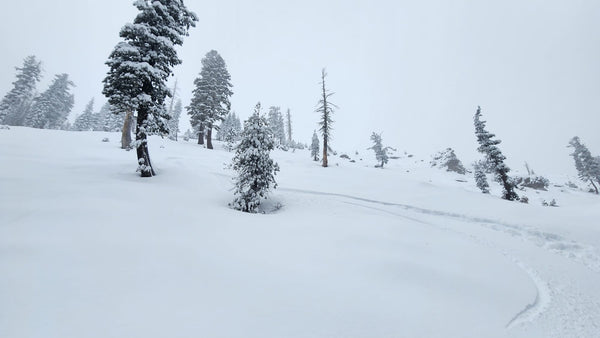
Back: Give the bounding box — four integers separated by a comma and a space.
1, 0, 599, 175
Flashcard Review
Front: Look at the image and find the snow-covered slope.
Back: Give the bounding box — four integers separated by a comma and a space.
1, 127, 599, 338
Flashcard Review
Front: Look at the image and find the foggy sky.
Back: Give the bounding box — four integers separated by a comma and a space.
1, 0, 599, 175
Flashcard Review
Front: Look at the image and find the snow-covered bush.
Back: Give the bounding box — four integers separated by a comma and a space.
513, 175, 550, 191
431, 148, 467, 174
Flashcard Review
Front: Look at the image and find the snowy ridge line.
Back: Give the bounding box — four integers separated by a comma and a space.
280, 187, 600, 273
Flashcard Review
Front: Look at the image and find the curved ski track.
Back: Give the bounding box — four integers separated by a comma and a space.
280, 187, 600, 335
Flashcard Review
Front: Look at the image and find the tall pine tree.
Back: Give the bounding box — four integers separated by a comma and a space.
316, 69, 337, 167
25, 74, 74, 129
187, 50, 233, 149
103, 0, 197, 176
0, 56, 42, 126
473, 106, 518, 201
230, 103, 279, 213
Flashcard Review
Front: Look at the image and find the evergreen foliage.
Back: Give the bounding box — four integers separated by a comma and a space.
286, 108, 292, 144
473, 106, 518, 201
0, 55, 42, 126
25, 73, 74, 129
73, 98, 96, 131
368, 132, 395, 168
217, 111, 241, 141
230, 103, 279, 213
103, 0, 197, 177
473, 161, 490, 194
431, 148, 467, 174
187, 50, 233, 149
101, 102, 124, 132
267, 106, 286, 147
311, 130, 320, 161
316, 69, 337, 167
568, 136, 600, 194
224, 128, 238, 152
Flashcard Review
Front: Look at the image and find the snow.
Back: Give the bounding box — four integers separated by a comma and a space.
1, 127, 599, 337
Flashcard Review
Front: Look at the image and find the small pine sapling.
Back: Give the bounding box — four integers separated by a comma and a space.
368, 132, 395, 168
311, 130, 320, 161
474, 161, 490, 194
230, 103, 280, 213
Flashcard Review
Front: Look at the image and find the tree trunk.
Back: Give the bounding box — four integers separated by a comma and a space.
206, 128, 213, 149
590, 179, 599, 194
121, 111, 133, 149
135, 108, 155, 177
499, 170, 517, 201
322, 136, 328, 167
197, 123, 204, 145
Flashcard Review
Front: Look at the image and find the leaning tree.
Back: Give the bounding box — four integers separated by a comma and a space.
568, 136, 600, 194
103, 0, 197, 176
474, 106, 518, 201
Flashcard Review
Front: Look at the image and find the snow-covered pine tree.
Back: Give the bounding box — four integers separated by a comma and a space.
224, 128, 238, 152
0, 56, 42, 126
568, 136, 600, 194
473, 161, 490, 194
187, 50, 233, 149
368, 132, 395, 168
73, 98, 96, 131
25, 74, 74, 129
103, 0, 197, 176
286, 108, 292, 145
168, 99, 182, 140
230, 102, 279, 213
316, 69, 337, 167
267, 106, 286, 147
473, 106, 518, 201
311, 130, 320, 161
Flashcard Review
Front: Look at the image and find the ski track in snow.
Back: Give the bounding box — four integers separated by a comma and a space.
338, 199, 553, 330
280, 187, 600, 335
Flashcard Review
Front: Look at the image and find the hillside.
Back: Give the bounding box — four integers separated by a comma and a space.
1, 127, 599, 338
